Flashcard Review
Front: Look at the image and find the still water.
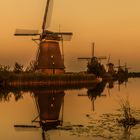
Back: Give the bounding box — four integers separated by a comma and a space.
0, 78, 140, 140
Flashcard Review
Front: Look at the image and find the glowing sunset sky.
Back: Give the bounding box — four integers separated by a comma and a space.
0, 0, 140, 72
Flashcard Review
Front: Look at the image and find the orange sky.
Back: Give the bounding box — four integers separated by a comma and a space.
0, 0, 140, 72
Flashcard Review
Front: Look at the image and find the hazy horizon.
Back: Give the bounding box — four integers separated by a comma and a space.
0, 0, 140, 72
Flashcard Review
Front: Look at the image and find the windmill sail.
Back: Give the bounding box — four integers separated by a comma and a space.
42, 31, 73, 41
54, 32, 73, 41
78, 57, 92, 60
97, 56, 107, 60
60, 34, 73, 41
15, 29, 39, 36
78, 56, 106, 60
42, 0, 54, 31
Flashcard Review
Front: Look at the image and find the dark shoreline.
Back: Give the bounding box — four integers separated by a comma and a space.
0, 72, 98, 86
128, 72, 140, 78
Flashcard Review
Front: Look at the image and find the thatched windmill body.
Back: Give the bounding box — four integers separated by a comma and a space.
15, 0, 73, 74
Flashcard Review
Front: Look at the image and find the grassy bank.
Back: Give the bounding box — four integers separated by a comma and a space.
0, 72, 97, 86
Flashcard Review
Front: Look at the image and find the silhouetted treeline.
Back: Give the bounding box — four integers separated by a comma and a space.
128, 72, 140, 78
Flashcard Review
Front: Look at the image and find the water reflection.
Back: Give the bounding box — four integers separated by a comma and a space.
32, 90, 65, 140
0, 86, 23, 101
86, 78, 128, 111
87, 82, 107, 100
0, 87, 66, 140
87, 82, 107, 111
0, 78, 138, 140
107, 80, 114, 89
121, 125, 132, 140
33, 90, 64, 130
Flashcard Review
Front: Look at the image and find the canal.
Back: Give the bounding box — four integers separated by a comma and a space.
0, 78, 140, 140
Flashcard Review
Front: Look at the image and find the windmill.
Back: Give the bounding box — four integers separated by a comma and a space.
114, 60, 126, 73
78, 42, 107, 62
14, 0, 73, 74
124, 62, 131, 73
78, 43, 107, 75
113, 60, 131, 80
106, 55, 116, 75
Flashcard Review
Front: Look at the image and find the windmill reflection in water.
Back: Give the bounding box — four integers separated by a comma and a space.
14, 90, 65, 140
78, 79, 128, 112
87, 82, 107, 111
34, 90, 65, 139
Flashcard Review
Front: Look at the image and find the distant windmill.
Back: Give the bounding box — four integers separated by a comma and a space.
106, 55, 116, 75
14, 0, 73, 74
124, 62, 131, 72
78, 42, 107, 62
114, 60, 129, 71
114, 60, 125, 69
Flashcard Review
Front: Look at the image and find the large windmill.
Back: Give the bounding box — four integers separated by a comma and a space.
15, 0, 73, 74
